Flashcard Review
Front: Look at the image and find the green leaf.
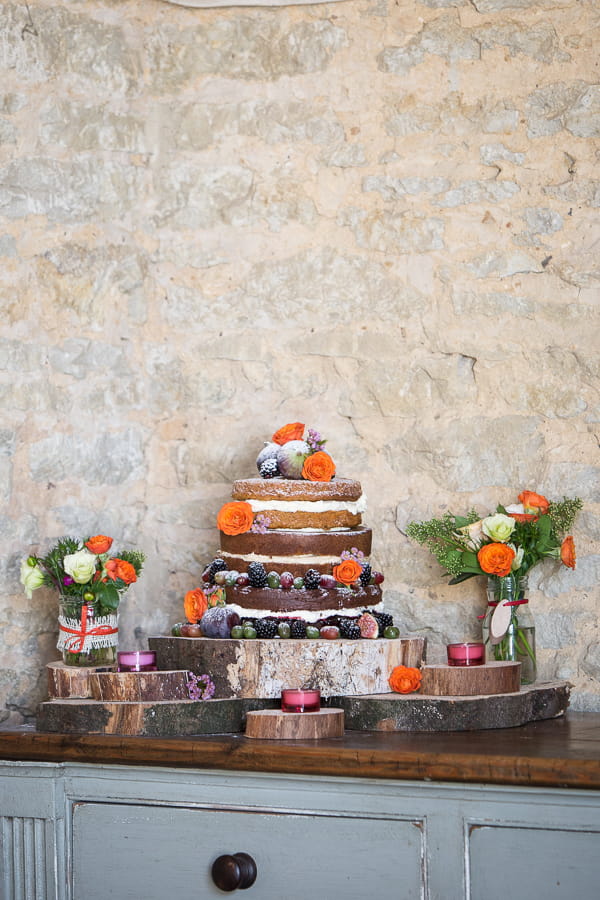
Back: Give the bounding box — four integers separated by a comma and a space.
94, 581, 120, 610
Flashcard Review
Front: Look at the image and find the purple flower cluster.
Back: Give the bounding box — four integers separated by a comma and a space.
186, 672, 216, 701
307, 428, 327, 453
250, 513, 271, 534
341, 547, 366, 568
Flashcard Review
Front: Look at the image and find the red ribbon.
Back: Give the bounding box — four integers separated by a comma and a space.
477, 598, 529, 619
60, 604, 118, 653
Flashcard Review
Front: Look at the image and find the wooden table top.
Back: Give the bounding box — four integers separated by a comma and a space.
1, 712, 599, 790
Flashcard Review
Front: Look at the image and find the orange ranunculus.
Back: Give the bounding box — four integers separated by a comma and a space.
85, 535, 113, 554
105, 558, 137, 585
272, 422, 305, 445
302, 450, 336, 482
184, 587, 209, 624
217, 501, 254, 536
518, 490, 550, 515
560, 536, 576, 569
389, 665, 422, 694
477, 542, 516, 577
333, 558, 363, 586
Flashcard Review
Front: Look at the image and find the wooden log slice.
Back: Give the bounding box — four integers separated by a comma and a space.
245, 708, 345, 740
89, 670, 191, 702
47, 661, 116, 699
420, 661, 521, 697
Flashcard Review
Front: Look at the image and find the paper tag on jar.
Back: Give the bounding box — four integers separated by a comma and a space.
490, 601, 512, 644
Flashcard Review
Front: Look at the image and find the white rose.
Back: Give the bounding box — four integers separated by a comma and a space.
20, 559, 45, 599
63, 549, 97, 584
457, 520, 484, 549
482, 513, 516, 543
510, 545, 525, 571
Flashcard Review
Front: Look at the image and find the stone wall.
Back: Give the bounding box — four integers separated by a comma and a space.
1, 0, 598, 724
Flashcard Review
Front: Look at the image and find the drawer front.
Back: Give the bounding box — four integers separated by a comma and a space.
71, 801, 424, 899
468, 823, 600, 898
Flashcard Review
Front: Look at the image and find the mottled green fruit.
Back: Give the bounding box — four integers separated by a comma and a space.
171, 622, 183, 636
278, 622, 291, 638
267, 571, 281, 588
384, 625, 400, 639
305, 625, 321, 639
293, 576, 304, 589
243, 625, 257, 639
230, 625, 244, 639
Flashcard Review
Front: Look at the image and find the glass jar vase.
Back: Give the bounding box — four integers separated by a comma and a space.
481, 575, 536, 684
57, 598, 118, 667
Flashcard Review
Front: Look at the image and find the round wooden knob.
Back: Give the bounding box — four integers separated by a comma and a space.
211, 852, 257, 891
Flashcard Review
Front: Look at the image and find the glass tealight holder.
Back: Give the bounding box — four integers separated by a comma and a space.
117, 650, 157, 673
447, 642, 485, 667
281, 688, 321, 713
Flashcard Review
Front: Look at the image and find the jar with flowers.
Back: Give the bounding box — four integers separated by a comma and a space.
21, 535, 145, 667
406, 490, 582, 684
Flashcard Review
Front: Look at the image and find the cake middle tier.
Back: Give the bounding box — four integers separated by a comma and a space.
219, 526, 373, 577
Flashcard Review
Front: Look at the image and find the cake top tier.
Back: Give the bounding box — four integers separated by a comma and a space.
232, 477, 362, 502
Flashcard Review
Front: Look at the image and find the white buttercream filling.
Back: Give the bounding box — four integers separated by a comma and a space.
247, 495, 367, 515
228, 601, 383, 624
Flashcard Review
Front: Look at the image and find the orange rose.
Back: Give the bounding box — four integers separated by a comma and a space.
333, 558, 363, 585
560, 536, 576, 569
184, 588, 209, 624
105, 558, 137, 585
272, 422, 305, 445
477, 542, 516, 577
389, 665, 422, 694
518, 490, 550, 515
217, 501, 254, 536
85, 535, 113, 554
302, 451, 336, 482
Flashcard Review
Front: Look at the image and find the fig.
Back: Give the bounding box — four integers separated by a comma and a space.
200, 605, 241, 638
256, 442, 279, 472
276, 440, 310, 479
357, 612, 379, 639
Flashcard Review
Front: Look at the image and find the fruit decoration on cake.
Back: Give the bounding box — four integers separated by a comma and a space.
173, 423, 398, 640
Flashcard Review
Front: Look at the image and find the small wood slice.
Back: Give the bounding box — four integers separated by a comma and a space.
89, 670, 191, 702
47, 660, 116, 699
245, 708, 344, 740
420, 661, 521, 697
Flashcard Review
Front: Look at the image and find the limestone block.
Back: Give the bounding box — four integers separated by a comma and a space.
149, 636, 427, 699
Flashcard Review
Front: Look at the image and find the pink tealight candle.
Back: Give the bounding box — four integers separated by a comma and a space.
281, 688, 321, 713
447, 642, 485, 667
117, 650, 157, 672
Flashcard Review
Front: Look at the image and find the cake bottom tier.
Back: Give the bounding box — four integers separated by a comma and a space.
149, 635, 426, 699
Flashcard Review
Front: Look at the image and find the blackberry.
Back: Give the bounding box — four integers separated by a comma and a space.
290, 619, 307, 639
303, 568, 321, 590
255, 617, 279, 638
247, 562, 268, 588
372, 610, 394, 638
206, 558, 228, 584
359, 564, 372, 586
345, 623, 362, 640
324, 615, 341, 628
338, 617, 360, 639
259, 458, 280, 479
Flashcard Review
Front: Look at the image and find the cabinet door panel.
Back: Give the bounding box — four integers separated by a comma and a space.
72, 802, 424, 900
468, 824, 600, 899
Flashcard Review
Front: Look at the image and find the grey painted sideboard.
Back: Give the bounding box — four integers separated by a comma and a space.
1, 716, 599, 899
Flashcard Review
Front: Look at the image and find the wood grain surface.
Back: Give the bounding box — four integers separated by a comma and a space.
1, 713, 599, 789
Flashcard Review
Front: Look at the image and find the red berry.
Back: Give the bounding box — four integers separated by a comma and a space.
181, 623, 203, 637
279, 572, 294, 589
236, 574, 249, 587
320, 625, 340, 640
319, 574, 337, 589
372, 572, 384, 585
